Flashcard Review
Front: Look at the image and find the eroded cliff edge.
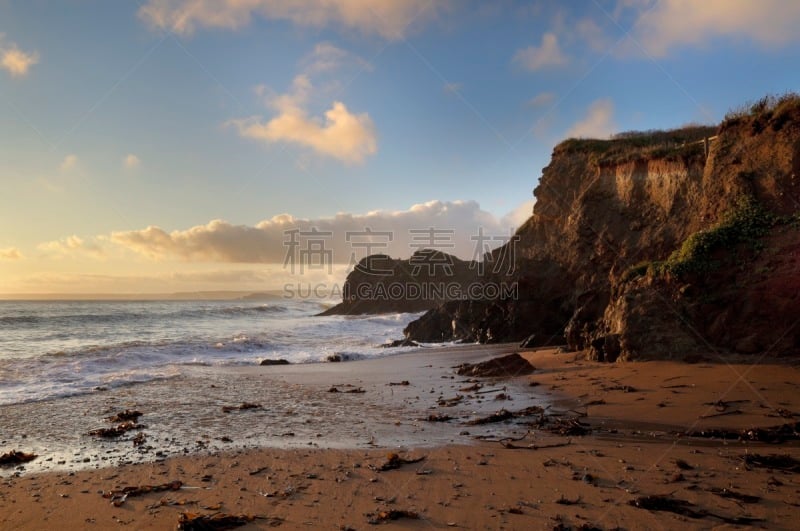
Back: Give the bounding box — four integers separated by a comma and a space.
404, 96, 800, 360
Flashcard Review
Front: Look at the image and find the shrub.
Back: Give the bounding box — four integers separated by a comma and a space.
661, 197, 775, 276
621, 197, 779, 282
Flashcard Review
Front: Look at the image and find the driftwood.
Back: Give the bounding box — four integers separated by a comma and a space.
629, 494, 763, 525
102, 480, 183, 506
89, 421, 144, 438
177, 512, 276, 530
502, 439, 572, 450
424, 413, 453, 422
699, 409, 743, 419
465, 409, 513, 425
437, 395, 463, 407
328, 386, 365, 393
740, 453, 800, 472
221, 403, 262, 413
708, 487, 761, 504
374, 453, 426, 471
106, 409, 143, 423
682, 421, 800, 443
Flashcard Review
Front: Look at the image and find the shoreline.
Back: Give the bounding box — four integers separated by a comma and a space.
2, 345, 800, 529
0, 343, 548, 477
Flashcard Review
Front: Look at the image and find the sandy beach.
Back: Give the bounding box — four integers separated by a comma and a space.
2, 345, 800, 530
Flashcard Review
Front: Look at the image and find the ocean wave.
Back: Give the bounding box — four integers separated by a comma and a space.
0, 315, 41, 325
0, 300, 423, 406
0, 303, 296, 329
0, 371, 182, 406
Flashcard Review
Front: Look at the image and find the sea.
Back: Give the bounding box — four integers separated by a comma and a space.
0, 298, 421, 407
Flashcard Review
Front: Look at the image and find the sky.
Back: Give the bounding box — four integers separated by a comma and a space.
1, 0, 799, 295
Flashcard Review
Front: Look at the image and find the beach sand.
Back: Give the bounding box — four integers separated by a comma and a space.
2, 345, 800, 530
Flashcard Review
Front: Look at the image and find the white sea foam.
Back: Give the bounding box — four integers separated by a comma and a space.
0, 299, 423, 405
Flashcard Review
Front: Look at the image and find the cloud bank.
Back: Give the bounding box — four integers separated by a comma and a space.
38, 236, 105, 259
0, 247, 23, 260
138, 0, 443, 40
629, 0, 800, 56
108, 199, 533, 265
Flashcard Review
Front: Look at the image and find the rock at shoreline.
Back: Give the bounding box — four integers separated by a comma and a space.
326, 353, 359, 362
0, 450, 37, 466
259, 358, 290, 366
318, 250, 479, 316
382, 338, 420, 348
456, 353, 535, 378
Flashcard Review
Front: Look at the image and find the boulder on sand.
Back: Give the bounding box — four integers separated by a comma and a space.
456, 353, 535, 378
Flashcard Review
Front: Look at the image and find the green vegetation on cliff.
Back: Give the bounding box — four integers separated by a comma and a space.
624, 197, 778, 281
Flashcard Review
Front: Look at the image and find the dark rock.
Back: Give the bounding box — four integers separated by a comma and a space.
259, 358, 290, 366
319, 250, 479, 316
455, 353, 535, 378
326, 353, 358, 362
382, 338, 419, 348
0, 450, 37, 466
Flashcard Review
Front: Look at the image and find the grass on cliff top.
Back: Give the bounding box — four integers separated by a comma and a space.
557, 92, 800, 165
557, 124, 717, 165
623, 197, 778, 281
721, 92, 800, 130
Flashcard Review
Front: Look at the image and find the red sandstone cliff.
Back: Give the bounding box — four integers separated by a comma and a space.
404, 95, 800, 360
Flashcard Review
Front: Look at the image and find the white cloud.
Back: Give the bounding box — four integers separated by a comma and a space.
0, 40, 39, 77
566, 99, 616, 139
108, 200, 525, 264
500, 200, 536, 230
0, 247, 23, 260
527, 92, 556, 108
38, 236, 105, 259
633, 0, 800, 56
59, 154, 79, 172
513, 33, 568, 71
229, 78, 377, 164
123, 154, 141, 169
138, 0, 444, 40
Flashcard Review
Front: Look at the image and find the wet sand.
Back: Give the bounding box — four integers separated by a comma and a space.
2, 344, 800, 529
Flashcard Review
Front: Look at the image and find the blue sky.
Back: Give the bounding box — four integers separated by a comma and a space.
1, 0, 799, 294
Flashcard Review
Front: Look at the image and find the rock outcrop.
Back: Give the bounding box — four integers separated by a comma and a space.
319, 250, 479, 315
403, 95, 800, 360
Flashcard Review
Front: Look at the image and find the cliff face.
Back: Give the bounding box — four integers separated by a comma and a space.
404, 99, 800, 360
